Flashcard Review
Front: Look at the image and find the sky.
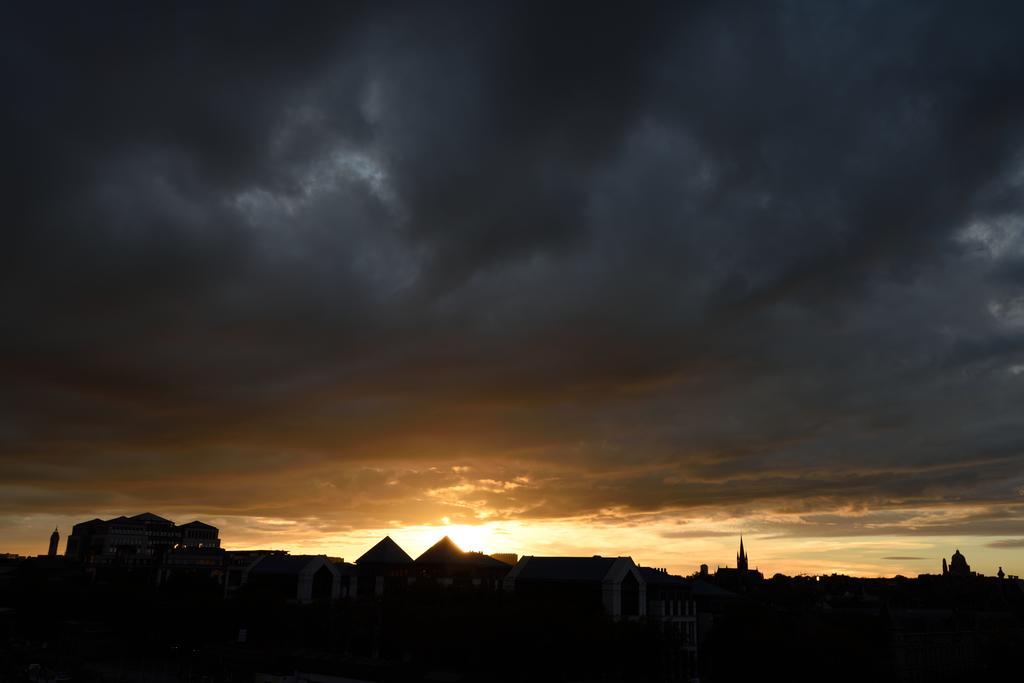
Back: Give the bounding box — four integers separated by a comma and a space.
2, 1, 1024, 577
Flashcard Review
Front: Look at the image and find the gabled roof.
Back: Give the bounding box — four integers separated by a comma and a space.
505, 556, 644, 592
413, 532, 512, 565
414, 536, 511, 567
129, 512, 174, 524
179, 520, 217, 530
248, 554, 336, 576
510, 556, 619, 582
356, 536, 413, 564
415, 536, 465, 564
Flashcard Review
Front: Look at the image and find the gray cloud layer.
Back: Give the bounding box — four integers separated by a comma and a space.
2, 1, 1024, 538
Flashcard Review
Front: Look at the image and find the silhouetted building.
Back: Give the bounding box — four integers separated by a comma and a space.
0, 554, 25, 590
178, 520, 220, 548
640, 567, 698, 681
223, 549, 290, 596
687, 577, 739, 651
490, 553, 518, 566
65, 512, 221, 564
47, 527, 59, 557
243, 554, 342, 603
331, 559, 356, 597
413, 536, 510, 588
504, 555, 646, 618
943, 549, 974, 577
358, 535, 413, 565
158, 546, 228, 587
714, 536, 764, 588
354, 535, 414, 597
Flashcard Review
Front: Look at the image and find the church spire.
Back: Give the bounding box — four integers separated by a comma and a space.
737, 534, 749, 572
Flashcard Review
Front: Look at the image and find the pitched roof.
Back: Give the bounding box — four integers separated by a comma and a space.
249, 554, 332, 575
414, 537, 511, 567
512, 556, 619, 583
356, 536, 413, 564
179, 520, 217, 530
129, 512, 174, 524
415, 536, 465, 564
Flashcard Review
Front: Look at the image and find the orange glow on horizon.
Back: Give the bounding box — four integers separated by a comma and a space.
189, 516, 1022, 579
4, 511, 1021, 579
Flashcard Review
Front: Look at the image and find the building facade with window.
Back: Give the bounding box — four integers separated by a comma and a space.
65, 512, 221, 564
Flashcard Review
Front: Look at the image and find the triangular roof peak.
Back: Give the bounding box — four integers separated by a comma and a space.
179, 520, 217, 529
356, 535, 413, 564
415, 535, 465, 563
129, 512, 174, 524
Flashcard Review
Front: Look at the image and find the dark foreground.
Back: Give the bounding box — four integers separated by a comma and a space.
1, 557, 1022, 683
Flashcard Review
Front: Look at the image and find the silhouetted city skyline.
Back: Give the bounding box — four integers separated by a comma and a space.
7, 511, 1017, 585
2, 509, 1020, 681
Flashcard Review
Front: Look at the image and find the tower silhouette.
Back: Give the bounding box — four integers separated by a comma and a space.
48, 527, 59, 557
737, 535, 748, 572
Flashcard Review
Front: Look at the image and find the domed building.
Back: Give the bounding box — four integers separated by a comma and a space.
941, 549, 973, 578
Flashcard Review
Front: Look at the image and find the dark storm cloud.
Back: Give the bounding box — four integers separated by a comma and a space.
2, 1, 1024, 539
